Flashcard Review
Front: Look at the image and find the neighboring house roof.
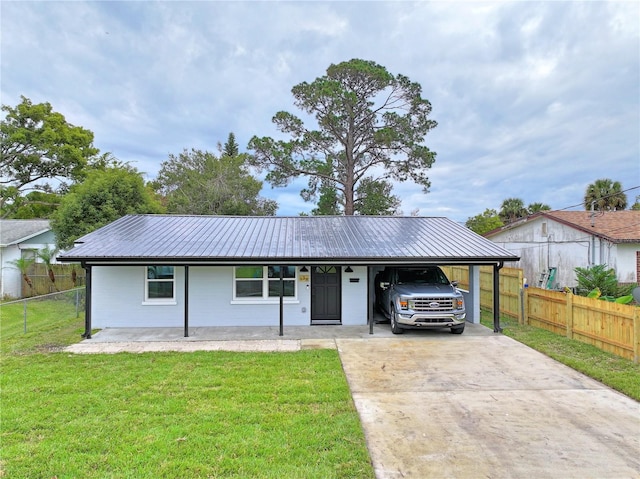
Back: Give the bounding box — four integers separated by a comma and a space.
485, 210, 640, 244
58, 214, 519, 265
0, 219, 51, 247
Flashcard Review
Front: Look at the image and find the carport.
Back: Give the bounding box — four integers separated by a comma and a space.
58, 215, 519, 337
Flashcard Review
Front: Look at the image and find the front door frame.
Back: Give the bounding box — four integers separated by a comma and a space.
310, 266, 342, 324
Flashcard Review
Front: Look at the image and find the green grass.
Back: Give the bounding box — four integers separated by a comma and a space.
482, 311, 640, 401
1, 301, 374, 478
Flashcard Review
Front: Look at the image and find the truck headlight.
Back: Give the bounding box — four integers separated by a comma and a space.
455, 298, 464, 309
399, 299, 408, 310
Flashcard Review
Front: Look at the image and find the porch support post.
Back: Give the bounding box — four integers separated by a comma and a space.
279, 265, 284, 336
82, 263, 92, 339
493, 262, 503, 333
184, 265, 189, 338
369, 267, 374, 335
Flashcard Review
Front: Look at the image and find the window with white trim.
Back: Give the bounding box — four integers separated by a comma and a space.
234, 266, 297, 300
145, 266, 175, 301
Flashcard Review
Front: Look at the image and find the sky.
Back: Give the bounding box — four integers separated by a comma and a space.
1, 1, 639, 223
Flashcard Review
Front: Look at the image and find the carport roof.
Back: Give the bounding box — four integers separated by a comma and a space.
58, 214, 520, 265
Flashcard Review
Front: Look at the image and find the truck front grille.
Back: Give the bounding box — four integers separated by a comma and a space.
411, 297, 455, 312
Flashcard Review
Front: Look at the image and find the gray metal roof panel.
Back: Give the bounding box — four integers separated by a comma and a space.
0, 220, 51, 246
59, 214, 520, 264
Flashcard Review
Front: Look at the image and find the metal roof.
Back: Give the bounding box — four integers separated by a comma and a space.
0, 220, 51, 247
58, 214, 520, 265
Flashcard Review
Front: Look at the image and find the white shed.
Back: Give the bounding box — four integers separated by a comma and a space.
484, 210, 640, 289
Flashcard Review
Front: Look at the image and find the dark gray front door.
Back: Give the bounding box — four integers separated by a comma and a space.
311, 266, 341, 324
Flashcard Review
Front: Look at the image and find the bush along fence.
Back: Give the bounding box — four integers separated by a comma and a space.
442, 265, 640, 363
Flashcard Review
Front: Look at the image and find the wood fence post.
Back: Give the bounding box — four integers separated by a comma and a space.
565, 291, 574, 340
634, 306, 639, 364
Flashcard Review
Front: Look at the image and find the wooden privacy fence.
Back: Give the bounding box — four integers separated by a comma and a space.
20, 263, 85, 298
441, 265, 640, 363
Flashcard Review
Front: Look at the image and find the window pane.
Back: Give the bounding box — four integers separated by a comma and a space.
236, 280, 263, 297
236, 266, 263, 279
148, 281, 174, 299
148, 266, 174, 279
268, 279, 295, 297
269, 266, 296, 278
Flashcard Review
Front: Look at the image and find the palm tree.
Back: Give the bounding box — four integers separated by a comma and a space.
499, 198, 528, 224
9, 257, 35, 296
36, 246, 59, 292
527, 202, 551, 214
584, 179, 627, 211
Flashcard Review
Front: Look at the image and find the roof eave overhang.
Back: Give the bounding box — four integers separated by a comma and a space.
59, 255, 521, 266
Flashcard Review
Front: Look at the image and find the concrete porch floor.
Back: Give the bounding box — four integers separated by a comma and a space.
65, 322, 494, 353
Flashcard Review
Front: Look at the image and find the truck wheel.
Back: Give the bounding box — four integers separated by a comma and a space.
450, 324, 465, 334
390, 306, 404, 334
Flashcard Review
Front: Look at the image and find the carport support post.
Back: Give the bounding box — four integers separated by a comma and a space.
184, 265, 189, 337
279, 266, 284, 336
82, 264, 92, 339
493, 262, 503, 333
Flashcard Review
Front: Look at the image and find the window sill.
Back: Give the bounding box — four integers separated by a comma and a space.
142, 300, 177, 306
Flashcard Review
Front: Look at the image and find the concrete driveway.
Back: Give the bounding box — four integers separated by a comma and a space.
336, 330, 640, 479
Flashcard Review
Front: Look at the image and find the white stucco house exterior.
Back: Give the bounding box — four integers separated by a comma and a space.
58, 215, 519, 337
484, 210, 640, 289
0, 219, 56, 299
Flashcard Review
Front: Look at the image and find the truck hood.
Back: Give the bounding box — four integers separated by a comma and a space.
393, 283, 458, 296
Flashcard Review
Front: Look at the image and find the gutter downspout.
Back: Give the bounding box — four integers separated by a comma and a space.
493, 262, 503, 333
82, 263, 92, 339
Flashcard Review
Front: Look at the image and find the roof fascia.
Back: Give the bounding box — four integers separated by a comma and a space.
1, 228, 52, 247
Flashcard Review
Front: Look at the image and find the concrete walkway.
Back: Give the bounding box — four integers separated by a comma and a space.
64, 324, 640, 478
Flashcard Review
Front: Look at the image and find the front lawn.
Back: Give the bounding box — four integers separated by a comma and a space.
0, 302, 374, 478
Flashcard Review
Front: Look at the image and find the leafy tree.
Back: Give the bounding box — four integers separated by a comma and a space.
311, 184, 341, 216
584, 178, 627, 211
0, 96, 99, 217
51, 165, 163, 250
631, 195, 640, 211
152, 148, 277, 216
499, 198, 528, 224
248, 59, 437, 215
8, 191, 61, 219
466, 209, 504, 235
354, 178, 401, 215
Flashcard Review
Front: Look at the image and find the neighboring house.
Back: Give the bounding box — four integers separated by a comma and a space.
484, 210, 640, 289
58, 214, 519, 335
0, 219, 56, 298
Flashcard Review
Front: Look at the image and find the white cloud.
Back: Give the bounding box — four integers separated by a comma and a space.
1, 0, 638, 223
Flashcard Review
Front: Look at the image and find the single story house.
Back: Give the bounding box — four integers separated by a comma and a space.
57, 215, 520, 337
0, 219, 56, 299
484, 210, 640, 289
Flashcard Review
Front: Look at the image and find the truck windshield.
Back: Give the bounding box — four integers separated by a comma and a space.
397, 268, 448, 285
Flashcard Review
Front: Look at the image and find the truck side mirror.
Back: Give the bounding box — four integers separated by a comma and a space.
451, 281, 458, 287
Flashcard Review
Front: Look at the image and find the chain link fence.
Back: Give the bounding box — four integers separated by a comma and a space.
1, 288, 85, 334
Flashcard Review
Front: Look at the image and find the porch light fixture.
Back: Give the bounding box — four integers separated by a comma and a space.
345, 266, 353, 273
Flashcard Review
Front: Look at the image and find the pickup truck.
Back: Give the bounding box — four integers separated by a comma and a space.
376, 266, 466, 334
